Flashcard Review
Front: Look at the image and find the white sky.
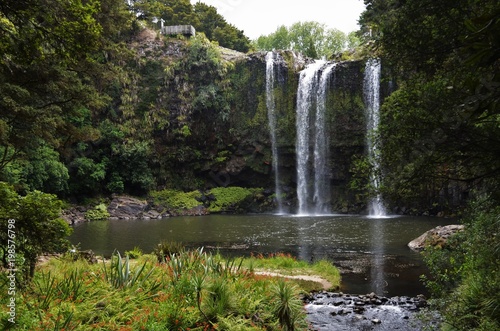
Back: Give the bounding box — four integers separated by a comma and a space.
191, 0, 366, 40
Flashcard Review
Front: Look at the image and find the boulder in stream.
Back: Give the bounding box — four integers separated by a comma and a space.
408, 225, 464, 251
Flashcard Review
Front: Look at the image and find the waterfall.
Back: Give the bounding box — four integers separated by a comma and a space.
266, 52, 284, 213
296, 61, 335, 215
313, 63, 336, 213
364, 58, 387, 217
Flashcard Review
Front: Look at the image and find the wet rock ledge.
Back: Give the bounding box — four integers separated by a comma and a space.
63, 195, 209, 225
304, 292, 440, 331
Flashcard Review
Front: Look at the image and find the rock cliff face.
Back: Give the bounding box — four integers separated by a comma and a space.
125, 31, 388, 213
221, 53, 390, 213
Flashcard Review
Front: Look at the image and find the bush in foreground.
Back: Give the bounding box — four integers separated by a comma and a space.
422, 197, 500, 331
0, 182, 72, 281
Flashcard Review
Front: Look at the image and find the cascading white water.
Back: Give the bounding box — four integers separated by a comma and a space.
266, 51, 284, 213
296, 61, 335, 215
313, 63, 336, 214
296, 62, 323, 215
364, 58, 387, 217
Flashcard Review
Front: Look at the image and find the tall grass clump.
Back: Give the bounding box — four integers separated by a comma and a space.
125, 246, 143, 259
153, 240, 185, 262
243, 252, 341, 290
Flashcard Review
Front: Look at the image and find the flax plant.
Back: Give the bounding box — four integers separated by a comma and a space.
271, 279, 304, 331
102, 251, 158, 292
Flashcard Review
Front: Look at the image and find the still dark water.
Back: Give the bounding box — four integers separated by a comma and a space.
69, 214, 455, 297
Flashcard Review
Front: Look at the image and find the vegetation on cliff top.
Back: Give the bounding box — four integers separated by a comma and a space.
131, 0, 251, 52
253, 21, 361, 59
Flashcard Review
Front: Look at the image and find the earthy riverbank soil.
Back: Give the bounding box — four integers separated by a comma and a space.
253, 271, 333, 290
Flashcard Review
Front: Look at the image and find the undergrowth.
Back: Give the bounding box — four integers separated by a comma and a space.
0, 248, 327, 330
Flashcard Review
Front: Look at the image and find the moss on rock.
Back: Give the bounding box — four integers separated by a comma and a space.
208, 186, 262, 213
151, 189, 202, 213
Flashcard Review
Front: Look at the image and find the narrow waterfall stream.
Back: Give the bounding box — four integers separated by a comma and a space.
313, 63, 336, 213
364, 59, 387, 217
265, 51, 284, 213
296, 61, 335, 215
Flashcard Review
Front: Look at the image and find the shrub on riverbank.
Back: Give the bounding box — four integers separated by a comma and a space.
0, 182, 72, 281
0, 248, 339, 330
84, 203, 110, 221
422, 197, 500, 331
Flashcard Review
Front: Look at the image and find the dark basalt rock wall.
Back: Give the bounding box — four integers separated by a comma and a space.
219, 52, 375, 212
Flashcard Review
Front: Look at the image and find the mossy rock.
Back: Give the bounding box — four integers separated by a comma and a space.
208, 187, 261, 213
150, 189, 202, 213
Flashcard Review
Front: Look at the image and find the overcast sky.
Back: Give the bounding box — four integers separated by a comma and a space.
191, 0, 366, 40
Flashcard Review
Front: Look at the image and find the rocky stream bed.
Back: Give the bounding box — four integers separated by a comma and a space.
303, 292, 440, 331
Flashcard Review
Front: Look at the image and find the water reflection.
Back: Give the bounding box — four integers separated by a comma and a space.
70, 214, 454, 296
369, 217, 386, 295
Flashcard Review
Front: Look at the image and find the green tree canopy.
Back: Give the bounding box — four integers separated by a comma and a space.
0, 0, 139, 197
132, 0, 197, 25
253, 21, 349, 58
0, 0, 133, 173
3, 144, 69, 194
193, 2, 251, 52
0, 0, 102, 168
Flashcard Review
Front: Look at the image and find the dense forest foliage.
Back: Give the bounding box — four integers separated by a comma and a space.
0, 0, 252, 199
253, 21, 360, 59
359, 0, 499, 330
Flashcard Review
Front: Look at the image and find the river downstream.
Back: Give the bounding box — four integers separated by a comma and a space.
70, 214, 454, 297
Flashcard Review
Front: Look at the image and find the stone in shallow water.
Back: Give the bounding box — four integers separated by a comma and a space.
408, 224, 465, 251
